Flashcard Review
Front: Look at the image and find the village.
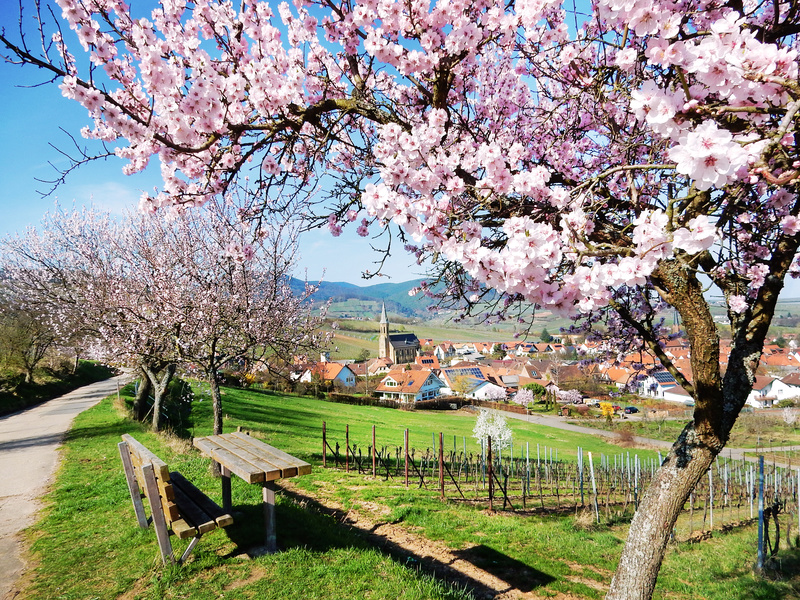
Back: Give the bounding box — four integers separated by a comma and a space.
295, 304, 800, 412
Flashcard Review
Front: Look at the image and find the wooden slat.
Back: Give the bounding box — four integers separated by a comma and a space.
170, 472, 234, 528
229, 432, 312, 477
193, 437, 265, 483
171, 518, 198, 540
170, 484, 218, 535
120, 435, 179, 524
118, 441, 149, 529
141, 464, 179, 563
207, 435, 288, 481
122, 434, 170, 481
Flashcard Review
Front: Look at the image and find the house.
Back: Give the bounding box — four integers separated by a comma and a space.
662, 385, 694, 404
434, 342, 456, 361
367, 357, 394, 376
746, 376, 778, 408
415, 354, 441, 370
300, 362, 357, 388
375, 369, 445, 403
638, 371, 678, 398
466, 380, 507, 400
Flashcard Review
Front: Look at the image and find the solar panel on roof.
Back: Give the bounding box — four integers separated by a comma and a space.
653, 371, 676, 383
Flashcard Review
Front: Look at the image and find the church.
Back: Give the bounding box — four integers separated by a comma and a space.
378, 303, 420, 364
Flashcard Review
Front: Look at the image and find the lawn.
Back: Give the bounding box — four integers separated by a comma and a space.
17, 386, 800, 599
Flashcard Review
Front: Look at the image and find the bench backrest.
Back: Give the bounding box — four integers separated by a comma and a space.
120, 434, 184, 530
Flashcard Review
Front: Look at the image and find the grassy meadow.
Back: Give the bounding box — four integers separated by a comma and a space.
16, 385, 800, 600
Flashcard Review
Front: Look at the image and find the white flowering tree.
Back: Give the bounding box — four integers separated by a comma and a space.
513, 388, 535, 409
3, 0, 800, 595
472, 409, 513, 453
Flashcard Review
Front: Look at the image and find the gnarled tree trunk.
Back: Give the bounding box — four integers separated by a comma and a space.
143, 363, 176, 432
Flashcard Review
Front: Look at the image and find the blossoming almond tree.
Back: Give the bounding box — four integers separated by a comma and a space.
3, 0, 800, 596
1, 203, 324, 433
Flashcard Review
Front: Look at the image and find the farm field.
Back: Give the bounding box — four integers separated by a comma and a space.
18, 385, 800, 600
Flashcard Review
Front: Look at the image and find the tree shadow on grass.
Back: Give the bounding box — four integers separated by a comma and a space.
221, 484, 557, 600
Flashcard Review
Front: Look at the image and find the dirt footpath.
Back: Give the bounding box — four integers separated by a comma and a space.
0, 376, 129, 600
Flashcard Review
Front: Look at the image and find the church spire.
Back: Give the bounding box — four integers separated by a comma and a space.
380, 302, 388, 325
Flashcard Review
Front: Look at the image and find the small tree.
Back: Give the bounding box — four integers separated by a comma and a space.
472, 410, 512, 452
540, 328, 553, 343
514, 388, 535, 409
600, 402, 616, 425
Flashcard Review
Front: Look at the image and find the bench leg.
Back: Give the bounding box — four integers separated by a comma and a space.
142, 464, 175, 565
263, 481, 278, 553
221, 465, 232, 513
118, 442, 149, 529
178, 536, 201, 565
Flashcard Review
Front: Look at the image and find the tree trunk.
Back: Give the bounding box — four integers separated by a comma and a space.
132, 367, 151, 422
209, 370, 223, 436
143, 363, 176, 433
606, 425, 719, 599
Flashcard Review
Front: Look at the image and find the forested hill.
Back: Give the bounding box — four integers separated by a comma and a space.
288, 277, 435, 318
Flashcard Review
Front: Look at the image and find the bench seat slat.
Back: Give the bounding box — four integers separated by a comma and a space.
170, 471, 234, 528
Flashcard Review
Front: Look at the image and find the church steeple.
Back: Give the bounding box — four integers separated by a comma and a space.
379, 303, 390, 359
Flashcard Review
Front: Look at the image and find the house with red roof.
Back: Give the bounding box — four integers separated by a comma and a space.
375, 368, 445, 403
299, 362, 357, 389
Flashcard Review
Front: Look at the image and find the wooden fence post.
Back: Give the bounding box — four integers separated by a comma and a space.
322, 421, 327, 468
372, 425, 376, 478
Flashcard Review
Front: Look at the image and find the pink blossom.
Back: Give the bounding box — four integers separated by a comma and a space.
729, 295, 748, 314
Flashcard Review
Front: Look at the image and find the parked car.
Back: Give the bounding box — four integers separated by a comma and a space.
612, 405, 622, 412
624, 406, 639, 414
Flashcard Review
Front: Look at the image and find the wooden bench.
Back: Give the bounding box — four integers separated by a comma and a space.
118, 434, 233, 565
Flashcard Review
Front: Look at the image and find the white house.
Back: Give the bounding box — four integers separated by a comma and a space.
463, 380, 505, 400
746, 376, 778, 408
375, 369, 445, 403
300, 362, 357, 388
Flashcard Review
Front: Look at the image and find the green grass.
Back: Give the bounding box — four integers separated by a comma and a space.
19, 386, 800, 599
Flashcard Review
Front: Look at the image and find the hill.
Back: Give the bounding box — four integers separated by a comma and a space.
290, 277, 434, 318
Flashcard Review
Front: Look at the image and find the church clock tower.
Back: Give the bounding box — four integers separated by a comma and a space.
379, 303, 391, 359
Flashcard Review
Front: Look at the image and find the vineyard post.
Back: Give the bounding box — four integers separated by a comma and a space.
346, 424, 350, 473
439, 432, 445, 501
488, 435, 494, 512
322, 421, 326, 468
372, 425, 376, 478
526, 442, 530, 496
588, 451, 599, 523
405, 429, 409, 488
708, 469, 714, 531
757, 456, 765, 571
578, 447, 585, 507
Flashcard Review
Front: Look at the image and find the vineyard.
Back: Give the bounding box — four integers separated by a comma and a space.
323, 422, 800, 554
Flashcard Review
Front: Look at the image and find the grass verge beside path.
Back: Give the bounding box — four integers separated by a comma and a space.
19, 386, 800, 599
0, 361, 117, 416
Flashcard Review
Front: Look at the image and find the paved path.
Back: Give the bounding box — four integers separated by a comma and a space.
0, 375, 129, 600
